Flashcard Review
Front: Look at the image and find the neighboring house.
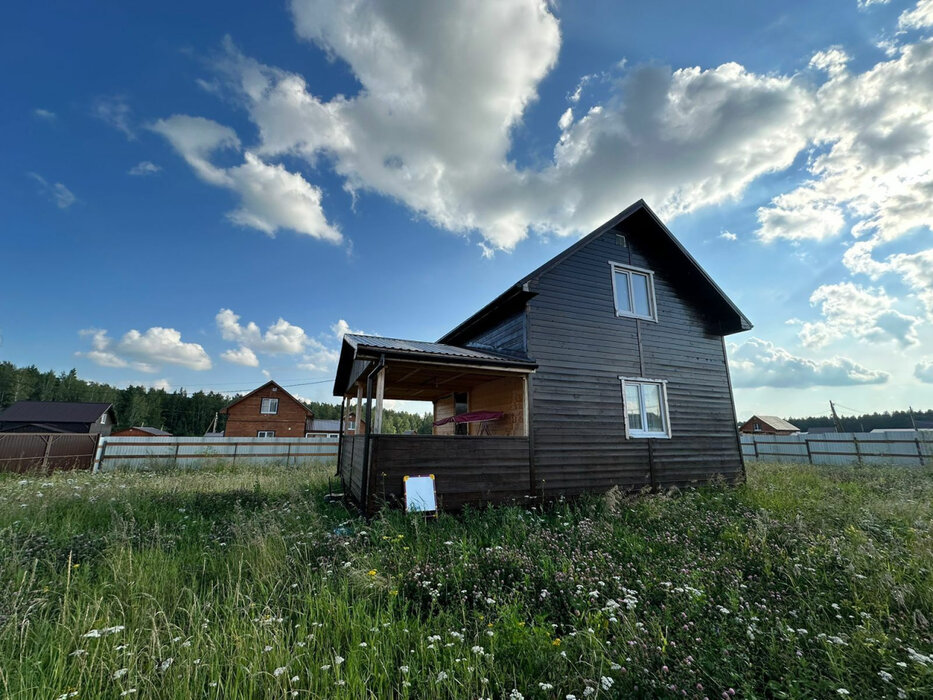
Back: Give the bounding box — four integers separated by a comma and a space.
305, 419, 341, 439
0, 401, 116, 435
333, 200, 752, 514
111, 426, 172, 437
220, 381, 313, 437
739, 415, 800, 435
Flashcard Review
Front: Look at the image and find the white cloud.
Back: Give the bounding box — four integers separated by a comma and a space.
151, 378, 173, 392
729, 337, 889, 387
33, 108, 56, 121
93, 95, 135, 139
77, 328, 211, 371
809, 47, 850, 77
27, 172, 76, 209
916, 359, 933, 382
899, 0, 933, 29
220, 346, 260, 367
843, 242, 933, 318
799, 282, 921, 348
298, 346, 340, 372
719, 230, 737, 241
331, 319, 365, 341
128, 161, 162, 176
216, 308, 310, 354
151, 114, 341, 242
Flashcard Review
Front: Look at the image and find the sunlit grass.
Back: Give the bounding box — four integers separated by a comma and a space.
1, 461, 931, 698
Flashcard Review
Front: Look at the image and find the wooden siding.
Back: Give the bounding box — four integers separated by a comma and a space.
339, 435, 368, 504
433, 396, 456, 436
463, 312, 527, 357
224, 384, 311, 438
366, 435, 530, 513
524, 224, 743, 496
467, 376, 525, 436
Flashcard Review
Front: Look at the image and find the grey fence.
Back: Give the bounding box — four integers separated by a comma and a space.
741, 430, 933, 466
94, 435, 338, 472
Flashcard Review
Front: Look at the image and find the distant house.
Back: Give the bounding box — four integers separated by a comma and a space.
0, 401, 116, 435
111, 426, 172, 437
305, 419, 341, 438
220, 381, 313, 438
739, 415, 800, 435
334, 199, 752, 514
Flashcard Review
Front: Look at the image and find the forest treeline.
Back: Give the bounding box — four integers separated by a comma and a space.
784, 408, 932, 432
0, 362, 432, 436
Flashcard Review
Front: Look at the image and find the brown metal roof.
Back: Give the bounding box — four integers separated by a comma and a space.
0, 401, 113, 423
753, 415, 800, 432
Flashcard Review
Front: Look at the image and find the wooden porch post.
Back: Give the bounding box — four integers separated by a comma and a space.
373, 366, 386, 434
355, 384, 363, 434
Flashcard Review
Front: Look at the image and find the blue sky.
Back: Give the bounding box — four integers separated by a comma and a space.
1, 0, 932, 420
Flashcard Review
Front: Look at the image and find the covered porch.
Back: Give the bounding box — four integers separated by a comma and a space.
333, 335, 537, 514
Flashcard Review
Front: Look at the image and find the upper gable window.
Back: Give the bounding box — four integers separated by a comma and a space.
610, 262, 657, 321
260, 397, 279, 414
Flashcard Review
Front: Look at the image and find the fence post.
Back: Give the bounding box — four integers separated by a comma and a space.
41, 435, 54, 472
853, 434, 863, 465
174, 440, 180, 469
231, 441, 238, 467
752, 438, 759, 461
95, 438, 107, 473
804, 437, 813, 465
916, 436, 925, 467
286, 442, 292, 467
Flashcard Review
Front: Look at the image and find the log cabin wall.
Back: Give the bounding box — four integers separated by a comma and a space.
433, 395, 456, 435
467, 376, 525, 436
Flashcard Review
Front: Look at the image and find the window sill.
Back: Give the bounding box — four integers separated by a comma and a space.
628, 432, 671, 439
615, 312, 658, 323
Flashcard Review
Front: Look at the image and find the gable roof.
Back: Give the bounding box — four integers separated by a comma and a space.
123, 426, 172, 436
750, 415, 800, 432
219, 380, 313, 415
0, 401, 114, 424
440, 199, 752, 344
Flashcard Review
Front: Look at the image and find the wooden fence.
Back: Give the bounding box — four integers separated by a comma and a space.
94, 435, 338, 472
0, 433, 100, 472
741, 430, 933, 467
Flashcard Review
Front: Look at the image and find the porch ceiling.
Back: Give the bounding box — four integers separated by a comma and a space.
375, 360, 530, 401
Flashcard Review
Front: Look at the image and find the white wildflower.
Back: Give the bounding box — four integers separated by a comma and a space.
508, 690, 524, 700
601, 676, 614, 690
70, 649, 87, 657
119, 691, 137, 697
334, 655, 345, 666
837, 690, 850, 696
263, 645, 273, 652
399, 665, 410, 673
274, 667, 287, 677
472, 646, 484, 654
321, 665, 332, 671
539, 682, 555, 690
113, 668, 128, 679
159, 658, 173, 672
436, 671, 449, 682
879, 670, 893, 682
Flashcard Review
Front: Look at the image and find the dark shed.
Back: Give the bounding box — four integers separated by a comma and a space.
0, 401, 116, 435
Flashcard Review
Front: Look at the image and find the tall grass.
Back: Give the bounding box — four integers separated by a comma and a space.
0, 462, 931, 698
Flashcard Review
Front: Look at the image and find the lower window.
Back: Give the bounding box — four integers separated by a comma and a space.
619, 377, 671, 438
257, 430, 275, 438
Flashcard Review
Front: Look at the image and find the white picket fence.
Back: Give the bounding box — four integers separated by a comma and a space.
93, 435, 339, 472
741, 430, 933, 467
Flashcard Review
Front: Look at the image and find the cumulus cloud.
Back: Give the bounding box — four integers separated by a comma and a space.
128, 161, 162, 176
216, 308, 311, 354
799, 282, 921, 348
27, 172, 76, 209
220, 346, 260, 367
729, 337, 889, 387
719, 231, 737, 241
151, 114, 340, 242
77, 328, 211, 371
93, 95, 135, 139
916, 359, 933, 382
151, 378, 173, 392
332, 319, 365, 341
899, 0, 933, 29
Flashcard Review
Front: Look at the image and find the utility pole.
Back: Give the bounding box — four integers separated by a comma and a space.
908, 406, 918, 431
830, 400, 843, 433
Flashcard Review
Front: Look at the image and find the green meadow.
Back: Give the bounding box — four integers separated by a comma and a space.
1, 462, 931, 699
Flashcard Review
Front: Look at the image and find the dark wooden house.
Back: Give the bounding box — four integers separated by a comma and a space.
333, 200, 751, 514
220, 380, 313, 437
0, 401, 115, 435
739, 415, 799, 435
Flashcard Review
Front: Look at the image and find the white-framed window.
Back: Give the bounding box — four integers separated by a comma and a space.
260, 397, 279, 414
753, 422, 761, 432
257, 430, 275, 438
609, 261, 657, 321
619, 377, 671, 439
347, 421, 356, 431
100, 414, 107, 425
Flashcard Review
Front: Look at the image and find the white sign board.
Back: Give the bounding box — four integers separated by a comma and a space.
404, 474, 437, 513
